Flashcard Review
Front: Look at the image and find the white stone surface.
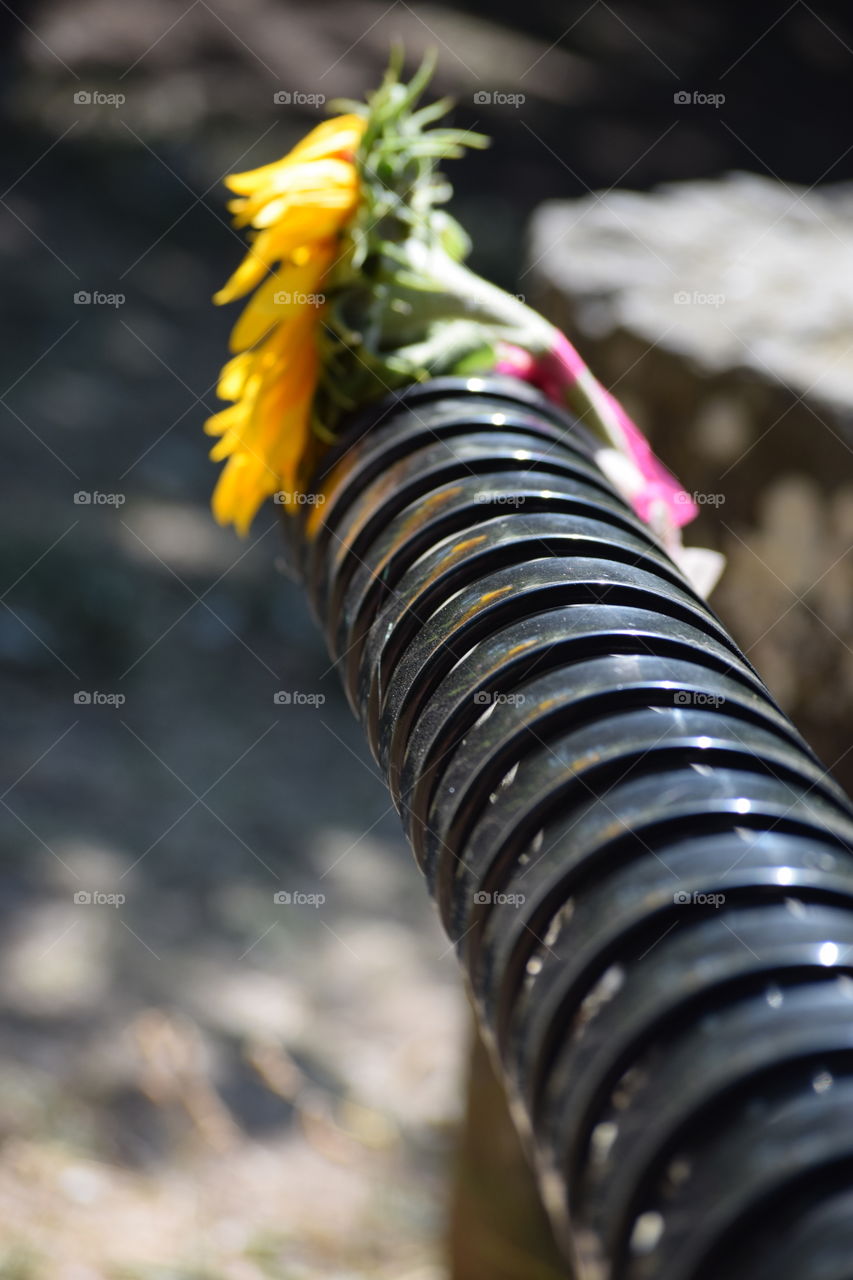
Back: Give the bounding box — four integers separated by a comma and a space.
530, 172, 853, 412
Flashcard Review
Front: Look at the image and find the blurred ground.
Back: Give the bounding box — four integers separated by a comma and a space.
2, 1, 853, 1277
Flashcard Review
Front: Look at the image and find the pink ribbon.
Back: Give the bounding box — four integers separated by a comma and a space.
495, 334, 696, 529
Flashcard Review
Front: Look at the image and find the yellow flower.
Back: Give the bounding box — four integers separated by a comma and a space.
206, 114, 365, 534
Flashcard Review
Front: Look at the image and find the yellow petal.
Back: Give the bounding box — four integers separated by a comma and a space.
209, 421, 248, 461
228, 247, 332, 353
228, 159, 357, 223
213, 251, 271, 306
288, 114, 365, 163
212, 453, 276, 535
246, 185, 357, 230
214, 209, 351, 307
224, 115, 365, 195
227, 276, 296, 353
234, 170, 358, 231
208, 114, 363, 535
204, 402, 247, 438
215, 351, 255, 400
258, 207, 348, 257
214, 325, 317, 516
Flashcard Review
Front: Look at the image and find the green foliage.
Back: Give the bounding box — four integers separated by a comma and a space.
311, 52, 492, 437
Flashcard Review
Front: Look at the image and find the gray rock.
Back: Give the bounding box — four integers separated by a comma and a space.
528, 172, 853, 791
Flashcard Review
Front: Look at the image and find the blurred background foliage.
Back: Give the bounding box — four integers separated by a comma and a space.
2, 1, 853, 1276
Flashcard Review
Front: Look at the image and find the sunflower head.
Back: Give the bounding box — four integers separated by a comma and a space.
206, 55, 489, 535
205, 113, 366, 534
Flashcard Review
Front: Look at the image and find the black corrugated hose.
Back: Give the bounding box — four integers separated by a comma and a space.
289, 375, 853, 1280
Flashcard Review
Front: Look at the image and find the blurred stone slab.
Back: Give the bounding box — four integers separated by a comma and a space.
529, 173, 853, 790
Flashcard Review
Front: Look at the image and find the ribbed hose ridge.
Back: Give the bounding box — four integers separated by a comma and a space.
290, 376, 853, 1280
